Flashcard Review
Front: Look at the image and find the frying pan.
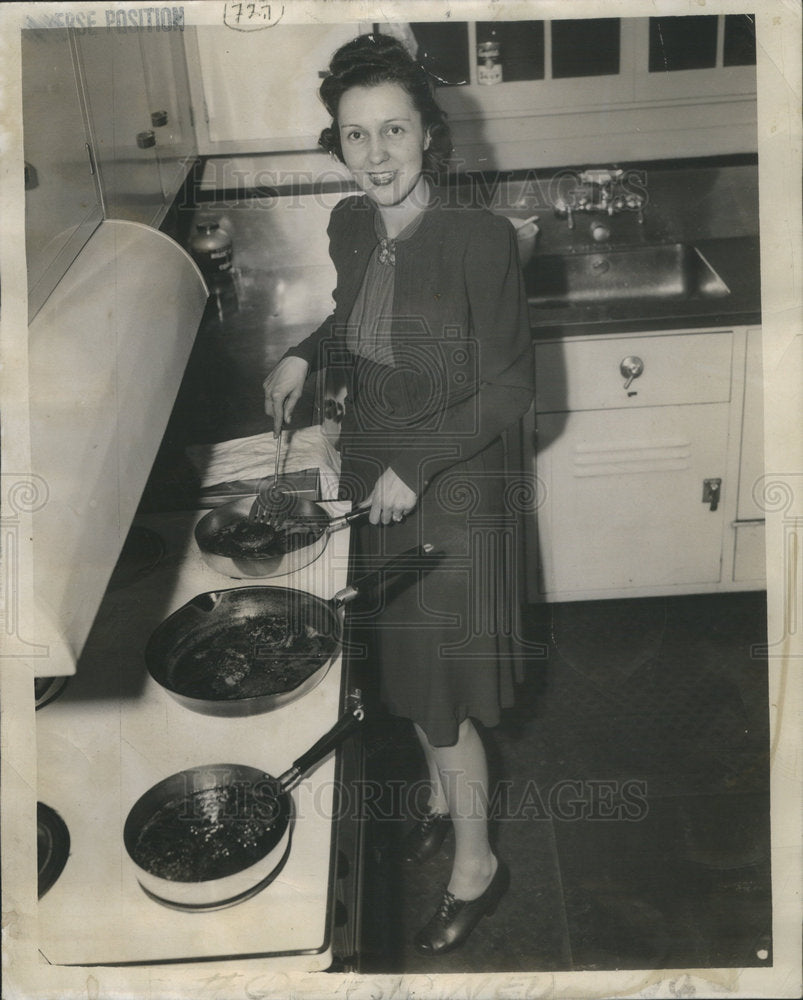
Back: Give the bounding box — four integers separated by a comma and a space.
194, 495, 368, 579
123, 702, 364, 910
146, 544, 442, 717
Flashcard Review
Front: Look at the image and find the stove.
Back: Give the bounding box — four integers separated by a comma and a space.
35, 505, 357, 968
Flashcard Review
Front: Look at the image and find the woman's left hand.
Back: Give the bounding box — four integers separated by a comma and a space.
367, 467, 418, 526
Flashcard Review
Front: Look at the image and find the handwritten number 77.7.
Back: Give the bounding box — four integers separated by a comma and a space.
230, 3, 272, 23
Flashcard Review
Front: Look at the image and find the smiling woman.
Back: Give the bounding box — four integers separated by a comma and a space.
336, 83, 429, 218
318, 35, 453, 178
262, 32, 534, 957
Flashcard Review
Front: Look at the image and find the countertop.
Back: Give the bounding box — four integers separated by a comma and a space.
525, 234, 762, 338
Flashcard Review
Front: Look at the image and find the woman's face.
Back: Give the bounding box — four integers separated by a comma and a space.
337, 82, 428, 208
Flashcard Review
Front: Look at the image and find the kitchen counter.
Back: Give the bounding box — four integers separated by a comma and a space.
525, 234, 761, 338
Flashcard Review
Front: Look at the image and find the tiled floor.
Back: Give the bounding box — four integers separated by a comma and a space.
357, 593, 772, 974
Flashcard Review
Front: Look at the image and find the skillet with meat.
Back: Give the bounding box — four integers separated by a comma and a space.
204, 517, 320, 559
168, 614, 329, 699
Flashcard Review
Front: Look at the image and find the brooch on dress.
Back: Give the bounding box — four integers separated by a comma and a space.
378, 237, 396, 266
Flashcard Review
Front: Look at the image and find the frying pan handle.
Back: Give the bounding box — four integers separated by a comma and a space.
333, 543, 445, 608
327, 506, 371, 533
280, 702, 365, 791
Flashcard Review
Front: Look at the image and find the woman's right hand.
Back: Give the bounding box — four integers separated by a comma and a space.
263, 356, 310, 436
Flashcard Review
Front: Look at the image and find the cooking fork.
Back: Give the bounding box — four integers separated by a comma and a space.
248, 431, 286, 523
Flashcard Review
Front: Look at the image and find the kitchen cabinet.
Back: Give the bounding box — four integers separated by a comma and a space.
23, 26, 197, 319
733, 326, 766, 581
419, 16, 757, 171
185, 23, 368, 155
22, 29, 103, 320
75, 27, 196, 223
528, 326, 765, 601
183, 15, 756, 175
75, 29, 163, 222
137, 30, 197, 203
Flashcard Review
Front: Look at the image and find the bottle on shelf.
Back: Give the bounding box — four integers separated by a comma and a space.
477, 28, 503, 85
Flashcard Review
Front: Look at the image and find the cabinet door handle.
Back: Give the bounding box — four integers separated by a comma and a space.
151, 110, 168, 128
702, 478, 722, 512
136, 130, 156, 149
620, 355, 644, 390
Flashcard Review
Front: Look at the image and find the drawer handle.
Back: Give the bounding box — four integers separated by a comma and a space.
703, 478, 722, 512
620, 355, 644, 390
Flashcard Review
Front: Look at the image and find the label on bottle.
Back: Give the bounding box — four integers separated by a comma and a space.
192, 245, 233, 275
477, 41, 503, 85
189, 222, 233, 277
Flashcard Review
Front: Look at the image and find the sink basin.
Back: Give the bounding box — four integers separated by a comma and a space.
526, 243, 730, 306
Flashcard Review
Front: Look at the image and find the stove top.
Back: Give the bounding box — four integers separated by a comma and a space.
36, 508, 352, 967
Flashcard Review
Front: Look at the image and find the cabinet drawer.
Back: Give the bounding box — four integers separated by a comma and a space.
535, 331, 733, 413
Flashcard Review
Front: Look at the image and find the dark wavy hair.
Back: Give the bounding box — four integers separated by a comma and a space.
318, 33, 453, 176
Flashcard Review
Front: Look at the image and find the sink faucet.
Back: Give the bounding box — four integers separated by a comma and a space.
554, 168, 645, 229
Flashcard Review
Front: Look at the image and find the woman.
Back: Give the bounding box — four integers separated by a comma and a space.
264, 33, 533, 956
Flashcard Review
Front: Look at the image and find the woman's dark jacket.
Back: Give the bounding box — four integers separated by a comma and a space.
284, 191, 534, 497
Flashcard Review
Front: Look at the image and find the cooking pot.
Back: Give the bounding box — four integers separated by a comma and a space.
146, 544, 442, 717
194, 495, 368, 579
123, 701, 363, 910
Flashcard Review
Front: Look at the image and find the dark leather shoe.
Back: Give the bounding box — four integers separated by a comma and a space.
400, 812, 452, 864
413, 861, 510, 955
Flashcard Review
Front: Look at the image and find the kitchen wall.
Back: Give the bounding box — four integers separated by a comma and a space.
502, 160, 761, 252
187, 161, 759, 277
186, 16, 757, 193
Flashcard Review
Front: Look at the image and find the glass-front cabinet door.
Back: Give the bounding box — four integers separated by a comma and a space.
74, 28, 165, 224
138, 29, 197, 203
407, 15, 756, 105
402, 15, 757, 169
639, 14, 758, 99
22, 29, 103, 321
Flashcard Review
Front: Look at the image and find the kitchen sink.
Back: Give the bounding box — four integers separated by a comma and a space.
526, 243, 731, 306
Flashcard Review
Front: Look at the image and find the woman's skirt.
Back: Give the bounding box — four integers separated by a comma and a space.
345, 434, 525, 747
